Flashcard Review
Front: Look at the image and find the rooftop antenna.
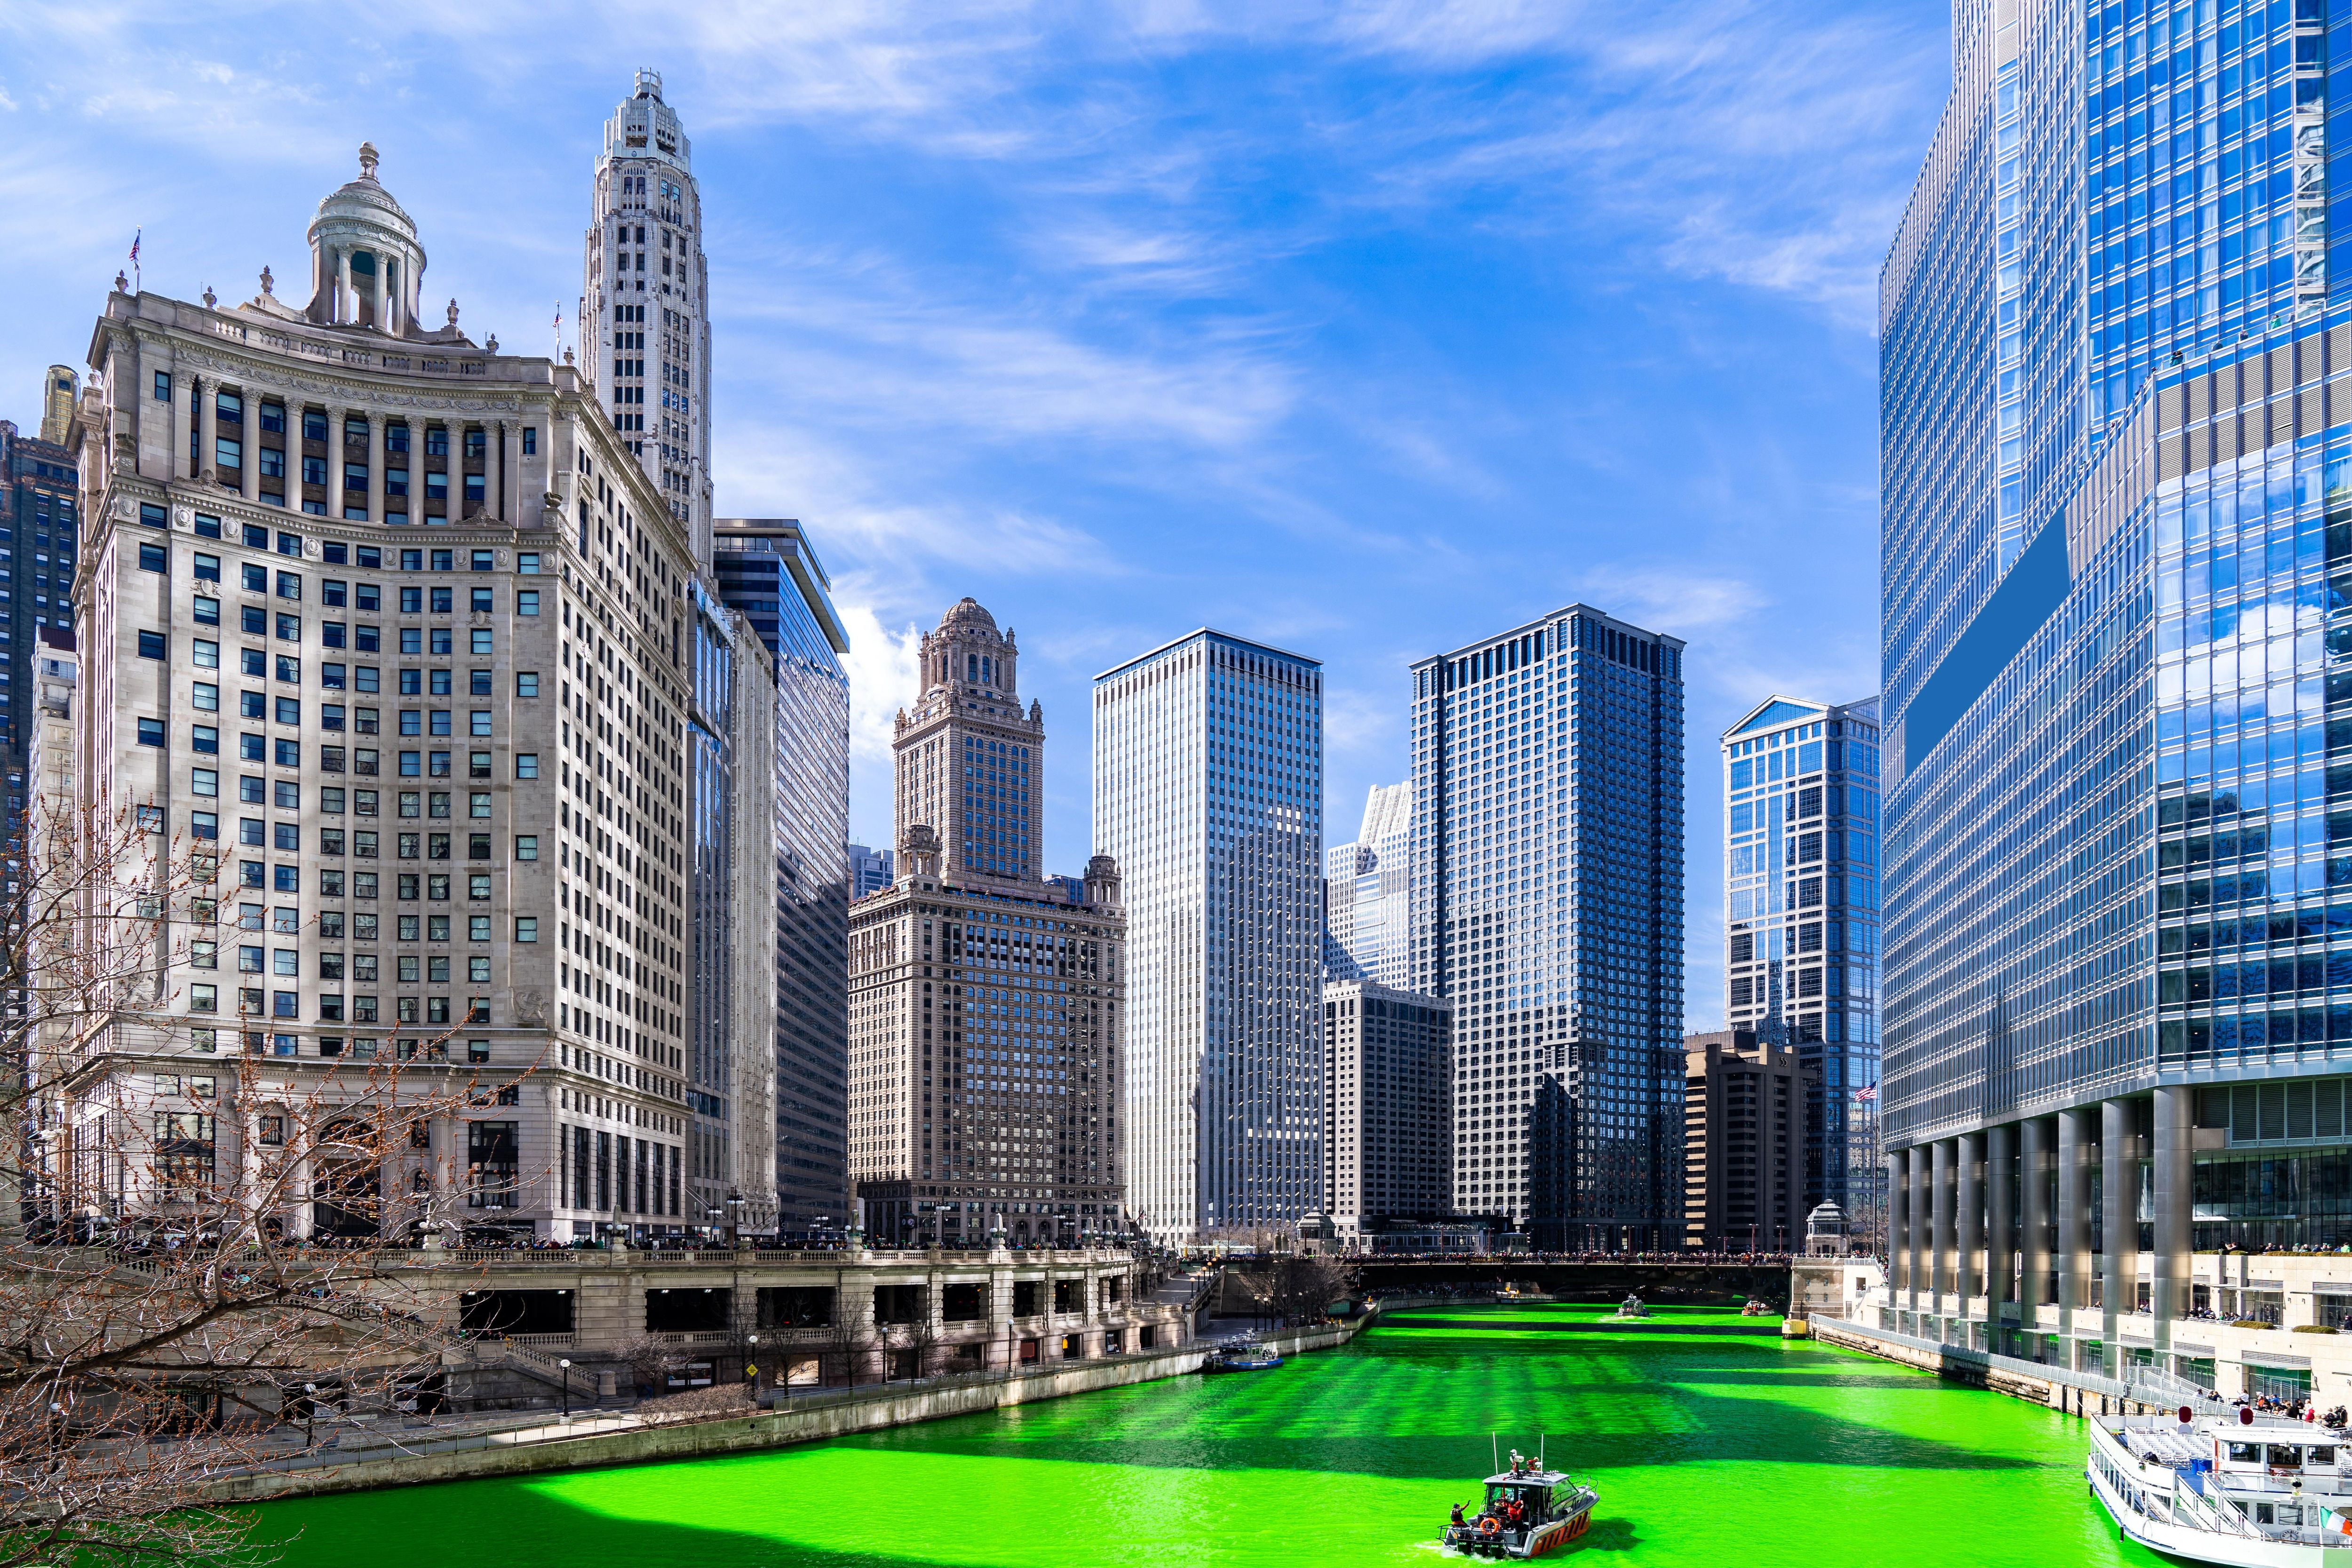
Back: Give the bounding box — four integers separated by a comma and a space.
1491, 1433, 1499, 1476
1540, 1434, 1547, 1470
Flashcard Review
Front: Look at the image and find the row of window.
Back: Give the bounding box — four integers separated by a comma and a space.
209, 864, 505, 899
186, 986, 493, 1023
210, 948, 511, 980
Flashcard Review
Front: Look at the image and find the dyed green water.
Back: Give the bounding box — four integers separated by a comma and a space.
250, 1306, 2159, 1567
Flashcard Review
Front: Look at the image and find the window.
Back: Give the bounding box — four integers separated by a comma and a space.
469, 751, 491, 778
194, 596, 220, 626
192, 725, 219, 755
469, 669, 492, 696
431, 587, 453, 614
192, 683, 218, 711
517, 553, 540, 574
276, 656, 299, 683
522, 427, 537, 456
469, 793, 491, 819
470, 550, 493, 572
516, 672, 539, 698
191, 811, 219, 840
276, 613, 300, 640
138, 542, 167, 574
193, 553, 221, 582
275, 698, 300, 725
515, 915, 538, 942
470, 588, 493, 613
468, 875, 490, 900
154, 371, 172, 402
137, 718, 165, 747
468, 832, 491, 858
471, 629, 492, 654
469, 712, 492, 737
515, 754, 539, 780
517, 590, 540, 616
514, 836, 538, 860
192, 640, 219, 669
277, 570, 301, 598
192, 768, 219, 797
137, 630, 166, 660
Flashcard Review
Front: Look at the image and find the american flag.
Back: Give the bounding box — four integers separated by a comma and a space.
1854, 1084, 1878, 1103
128, 230, 140, 265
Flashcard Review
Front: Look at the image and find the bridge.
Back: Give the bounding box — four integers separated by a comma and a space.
1340, 1256, 1796, 1309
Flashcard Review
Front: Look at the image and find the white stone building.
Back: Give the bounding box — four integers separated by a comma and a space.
43, 147, 710, 1241
580, 70, 713, 557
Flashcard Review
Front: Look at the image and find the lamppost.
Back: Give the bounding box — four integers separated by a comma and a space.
301, 1382, 318, 1449
558, 1358, 572, 1421
725, 1187, 744, 1249
745, 1333, 760, 1400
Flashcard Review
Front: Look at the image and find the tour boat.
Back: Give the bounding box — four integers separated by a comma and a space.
1441, 1451, 1598, 1560
2088, 1406, 2352, 1564
1204, 1336, 1283, 1373
1603, 1294, 1649, 1321
1740, 1298, 1771, 1316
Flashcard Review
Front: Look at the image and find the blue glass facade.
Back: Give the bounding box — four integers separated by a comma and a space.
1878, 0, 2352, 1369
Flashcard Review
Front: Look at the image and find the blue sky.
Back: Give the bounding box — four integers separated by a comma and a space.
0, 1, 1948, 1030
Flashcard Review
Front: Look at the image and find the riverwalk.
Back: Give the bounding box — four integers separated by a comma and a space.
200, 1313, 1375, 1502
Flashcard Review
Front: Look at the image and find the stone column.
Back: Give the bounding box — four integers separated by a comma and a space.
2103, 1096, 2134, 1374
336, 249, 353, 326
1886, 1150, 1908, 1301
490, 421, 508, 522
2058, 1106, 2093, 1340
197, 379, 217, 485
1908, 1145, 1930, 1311
1931, 1138, 1955, 1315
1957, 1130, 1984, 1309
239, 385, 262, 505
2153, 1084, 2193, 1355
372, 255, 387, 335
2021, 1115, 2050, 1326
366, 410, 386, 525
325, 402, 346, 520
1987, 1122, 2016, 1318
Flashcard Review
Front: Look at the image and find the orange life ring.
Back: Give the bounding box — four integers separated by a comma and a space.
1479, 1516, 1501, 1536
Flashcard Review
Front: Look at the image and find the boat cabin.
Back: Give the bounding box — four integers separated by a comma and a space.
1484, 1467, 1570, 1520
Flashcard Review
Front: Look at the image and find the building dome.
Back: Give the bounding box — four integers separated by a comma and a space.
304, 143, 429, 337
939, 597, 998, 633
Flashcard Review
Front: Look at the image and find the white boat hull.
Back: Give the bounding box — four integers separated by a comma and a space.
2088, 1455, 2336, 1567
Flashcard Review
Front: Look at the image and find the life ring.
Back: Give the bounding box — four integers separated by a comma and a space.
1479, 1516, 1501, 1536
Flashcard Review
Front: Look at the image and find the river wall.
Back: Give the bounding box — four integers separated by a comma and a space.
202, 1317, 1370, 1503
1811, 1315, 2181, 1418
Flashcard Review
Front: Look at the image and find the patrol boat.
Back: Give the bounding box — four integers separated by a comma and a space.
2088, 1405, 2352, 1563
1441, 1445, 1599, 1560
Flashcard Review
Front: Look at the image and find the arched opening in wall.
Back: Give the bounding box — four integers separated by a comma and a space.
312, 1116, 383, 1238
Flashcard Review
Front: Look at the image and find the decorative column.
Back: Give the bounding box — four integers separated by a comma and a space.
1931, 1138, 1955, 1315
2153, 1084, 2193, 1355
2020, 1115, 2050, 1326
372, 254, 387, 334
197, 379, 217, 484
366, 410, 385, 525
239, 386, 262, 505
1908, 1145, 1930, 1311
2103, 1096, 2135, 1374
1886, 1150, 1909, 1302
1956, 1130, 1984, 1310
1987, 1122, 2016, 1320
2058, 1106, 2094, 1347
336, 249, 354, 326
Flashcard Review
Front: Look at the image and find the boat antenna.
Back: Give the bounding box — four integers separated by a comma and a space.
1492, 1433, 1499, 1475
1540, 1434, 1547, 1470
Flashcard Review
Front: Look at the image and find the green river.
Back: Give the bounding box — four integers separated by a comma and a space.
250, 1305, 2160, 1567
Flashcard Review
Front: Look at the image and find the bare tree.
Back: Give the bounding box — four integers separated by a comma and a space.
1, 795, 529, 1568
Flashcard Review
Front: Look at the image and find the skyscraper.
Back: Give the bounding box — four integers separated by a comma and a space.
1877, 0, 2352, 1369
1093, 630, 1323, 1245
42, 147, 697, 1241
712, 518, 851, 1234
1325, 781, 1412, 986
1409, 610, 1685, 1249
1322, 979, 1452, 1244
848, 842, 895, 900
0, 405, 79, 831
581, 69, 712, 557
846, 597, 1126, 1247
1720, 693, 1883, 1227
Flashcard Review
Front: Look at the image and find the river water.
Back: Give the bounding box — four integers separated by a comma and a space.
250, 1305, 2159, 1567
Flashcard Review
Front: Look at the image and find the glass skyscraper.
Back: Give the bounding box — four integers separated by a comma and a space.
1720, 694, 1883, 1233
1325, 781, 1413, 986
712, 519, 851, 1234
1409, 608, 1685, 1249
1879, 0, 2352, 1371
1093, 630, 1323, 1245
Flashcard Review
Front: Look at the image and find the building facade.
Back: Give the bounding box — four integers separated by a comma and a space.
684, 581, 779, 1235
1874, 0, 2352, 1374
0, 408, 80, 823
1681, 1029, 1811, 1253
1325, 781, 1412, 987
846, 597, 1127, 1247
580, 70, 712, 556
849, 842, 895, 900
1093, 630, 1323, 1246
1721, 693, 1883, 1230
40, 148, 700, 1242
1321, 979, 1452, 1243
1408, 609, 1685, 1250
712, 518, 851, 1234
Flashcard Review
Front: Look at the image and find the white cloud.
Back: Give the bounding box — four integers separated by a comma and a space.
834, 601, 925, 768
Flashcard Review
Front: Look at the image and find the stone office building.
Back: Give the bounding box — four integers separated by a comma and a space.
847, 597, 1127, 1247
41, 147, 707, 1241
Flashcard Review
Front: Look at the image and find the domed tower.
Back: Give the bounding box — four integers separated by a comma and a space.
303, 143, 427, 336
893, 597, 1045, 884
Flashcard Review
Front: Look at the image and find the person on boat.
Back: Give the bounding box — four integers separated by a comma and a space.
1451, 1503, 1467, 1530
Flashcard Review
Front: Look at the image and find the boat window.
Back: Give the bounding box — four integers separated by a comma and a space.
2267, 1445, 2304, 1468
2227, 1441, 2262, 1463
2312, 1446, 2339, 1466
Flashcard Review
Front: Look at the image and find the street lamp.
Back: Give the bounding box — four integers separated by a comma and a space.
725, 1187, 744, 1248
746, 1333, 760, 1400
558, 1358, 572, 1421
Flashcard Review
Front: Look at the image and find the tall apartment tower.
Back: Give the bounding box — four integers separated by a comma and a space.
1681, 1029, 1811, 1252
41, 149, 701, 1241
0, 407, 80, 826
1325, 781, 1413, 986
1878, 0, 2352, 1370
712, 518, 851, 1234
1093, 630, 1323, 1246
581, 69, 712, 559
1409, 610, 1685, 1250
1322, 979, 1452, 1244
1720, 693, 1883, 1229
847, 597, 1126, 1246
